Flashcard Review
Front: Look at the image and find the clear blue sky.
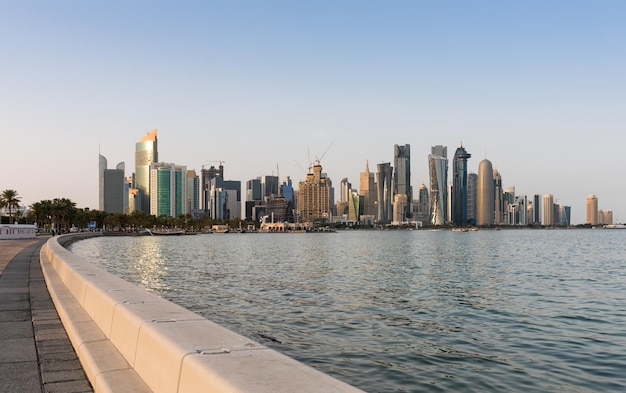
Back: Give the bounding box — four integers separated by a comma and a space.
2, 1, 625, 224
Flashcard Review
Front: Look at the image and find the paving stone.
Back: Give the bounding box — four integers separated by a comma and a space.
0, 361, 41, 393
43, 379, 93, 393
40, 359, 83, 373
0, 310, 30, 322
0, 337, 38, 363
0, 321, 34, 339
42, 368, 89, 383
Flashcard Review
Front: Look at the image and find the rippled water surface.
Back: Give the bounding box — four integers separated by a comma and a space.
70, 229, 626, 392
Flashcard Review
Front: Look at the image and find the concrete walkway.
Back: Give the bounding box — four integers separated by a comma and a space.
0, 238, 93, 393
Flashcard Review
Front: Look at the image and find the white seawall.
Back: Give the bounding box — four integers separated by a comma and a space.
41, 234, 365, 393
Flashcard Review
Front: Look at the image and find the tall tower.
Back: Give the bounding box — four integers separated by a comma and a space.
533, 194, 542, 224
467, 172, 478, 224
393, 144, 411, 219
452, 144, 471, 225
359, 160, 377, 217
428, 145, 448, 225
296, 164, 331, 225
493, 169, 503, 224
135, 129, 158, 214
477, 159, 494, 226
543, 194, 554, 226
149, 162, 187, 218
376, 162, 393, 224
586, 194, 598, 225
99, 154, 125, 213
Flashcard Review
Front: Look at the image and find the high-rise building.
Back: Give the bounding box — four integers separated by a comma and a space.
533, 194, 542, 224
561, 205, 572, 226
477, 159, 494, 226
467, 172, 477, 225
393, 194, 408, 224
493, 169, 503, 224
348, 191, 363, 222
340, 178, 351, 202
135, 129, 158, 214
452, 144, 471, 225
359, 160, 377, 217
598, 210, 613, 225
149, 162, 187, 218
296, 164, 331, 224
376, 162, 393, 224
393, 144, 411, 219
280, 177, 294, 204
99, 154, 125, 214
586, 194, 598, 225
186, 170, 200, 213
543, 194, 554, 226
201, 165, 224, 211
428, 145, 448, 225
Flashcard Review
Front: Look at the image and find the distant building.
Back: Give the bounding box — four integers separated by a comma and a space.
543, 194, 554, 226
477, 159, 494, 226
348, 191, 363, 222
149, 162, 187, 218
586, 194, 598, 225
493, 169, 503, 225
359, 160, 377, 217
135, 129, 158, 214
533, 194, 542, 225
186, 170, 200, 213
452, 144, 471, 225
340, 178, 351, 203
598, 210, 613, 225
417, 183, 430, 223
99, 154, 125, 214
393, 144, 411, 219
466, 173, 477, 225
561, 205, 572, 226
201, 165, 224, 211
296, 164, 331, 225
428, 145, 448, 225
393, 194, 408, 224
281, 177, 295, 204
376, 162, 393, 224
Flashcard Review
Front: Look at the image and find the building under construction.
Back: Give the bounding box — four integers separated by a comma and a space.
296, 164, 331, 225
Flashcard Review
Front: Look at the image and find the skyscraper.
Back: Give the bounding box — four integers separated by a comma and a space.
186, 170, 200, 213
359, 160, 377, 217
452, 144, 471, 225
149, 162, 187, 218
543, 194, 554, 226
201, 164, 224, 211
296, 164, 331, 224
135, 129, 158, 214
467, 172, 478, 225
533, 194, 542, 225
477, 159, 494, 226
393, 144, 411, 219
428, 145, 448, 225
376, 162, 393, 224
586, 194, 598, 225
493, 169, 503, 224
99, 154, 125, 214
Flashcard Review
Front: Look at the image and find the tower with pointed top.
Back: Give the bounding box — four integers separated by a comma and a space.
359, 160, 377, 217
452, 143, 471, 225
393, 144, 411, 220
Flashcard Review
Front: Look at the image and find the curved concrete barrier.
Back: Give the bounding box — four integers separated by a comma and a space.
41, 234, 364, 393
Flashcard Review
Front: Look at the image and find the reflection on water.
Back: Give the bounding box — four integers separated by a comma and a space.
71, 230, 626, 393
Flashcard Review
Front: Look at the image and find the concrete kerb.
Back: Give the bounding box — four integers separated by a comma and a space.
41, 234, 365, 393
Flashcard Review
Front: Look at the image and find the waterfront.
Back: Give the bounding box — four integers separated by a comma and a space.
70, 230, 626, 392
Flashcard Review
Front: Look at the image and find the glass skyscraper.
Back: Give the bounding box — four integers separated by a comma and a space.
135, 129, 158, 214
393, 144, 411, 219
452, 144, 471, 225
428, 145, 448, 225
376, 162, 393, 224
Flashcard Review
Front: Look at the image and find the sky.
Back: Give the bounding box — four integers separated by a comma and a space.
1, 1, 625, 224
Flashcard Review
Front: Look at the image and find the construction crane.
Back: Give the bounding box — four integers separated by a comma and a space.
314, 143, 333, 166
201, 160, 225, 170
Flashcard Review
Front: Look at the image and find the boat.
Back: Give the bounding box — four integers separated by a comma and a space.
149, 228, 185, 236
451, 228, 468, 232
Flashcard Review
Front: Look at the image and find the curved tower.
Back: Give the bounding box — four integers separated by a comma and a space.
477, 159, 494, 226
428, 145, 448, 225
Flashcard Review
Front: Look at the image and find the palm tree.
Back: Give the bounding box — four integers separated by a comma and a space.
0, 189, 21, 224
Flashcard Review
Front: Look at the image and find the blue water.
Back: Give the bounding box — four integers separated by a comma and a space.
70, 229, 626, 392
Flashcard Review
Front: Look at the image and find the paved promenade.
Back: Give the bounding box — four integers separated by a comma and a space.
0, 238, 93, 393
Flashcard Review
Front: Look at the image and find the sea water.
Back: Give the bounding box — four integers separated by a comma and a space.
70, 229, 626, 392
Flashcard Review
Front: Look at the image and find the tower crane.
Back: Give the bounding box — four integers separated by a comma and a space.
201, 160, 225, 170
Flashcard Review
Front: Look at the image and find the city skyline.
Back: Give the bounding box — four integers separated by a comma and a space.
2, 1, 625, 224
